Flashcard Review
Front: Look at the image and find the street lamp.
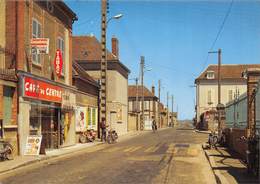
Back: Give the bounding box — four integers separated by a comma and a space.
107, 14, 123, 25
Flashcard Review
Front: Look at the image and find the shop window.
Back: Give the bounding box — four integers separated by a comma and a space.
3, 86, 15, 126
92, 108, 97, 126
87, 107, 98, 130
57, 37, 65, 75
87, 107, 91, 127
32, 18, 41, 65
29, 104, 41, 135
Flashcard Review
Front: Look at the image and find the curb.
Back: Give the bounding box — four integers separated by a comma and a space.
195, 130, 211, 134
202, 145, 229, 184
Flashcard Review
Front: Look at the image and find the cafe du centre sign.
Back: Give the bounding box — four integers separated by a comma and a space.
23, 76, 62, 103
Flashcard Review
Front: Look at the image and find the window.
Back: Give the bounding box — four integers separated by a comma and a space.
228, 90, 233, 101
207, 90, 212, 105
206, 71, 215, 79
144, 101, 149, 110
57, 37, 65, 74
3, 86, 15, 126
32, 19, 41, 65
87, 107, 98, 130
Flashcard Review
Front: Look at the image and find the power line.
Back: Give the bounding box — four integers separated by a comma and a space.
201, 0, 234, 73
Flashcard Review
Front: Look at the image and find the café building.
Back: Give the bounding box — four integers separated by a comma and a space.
18, 71, 76, 155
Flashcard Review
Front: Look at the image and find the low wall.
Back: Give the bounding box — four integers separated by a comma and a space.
225, 128, 247, 159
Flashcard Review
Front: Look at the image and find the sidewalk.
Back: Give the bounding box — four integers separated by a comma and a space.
203, 146, 259, 184
0, 130, 147, 175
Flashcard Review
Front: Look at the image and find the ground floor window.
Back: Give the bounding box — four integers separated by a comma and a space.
29, 102, 60, 149
87, 107, 98, 130
3, 86, 15, 126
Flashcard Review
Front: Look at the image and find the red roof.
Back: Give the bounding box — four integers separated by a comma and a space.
72, 35, 118, 62
195, 64, 260, 83
128, 85, 155, 98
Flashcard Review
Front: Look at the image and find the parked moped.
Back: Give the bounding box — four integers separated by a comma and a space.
107, 129, 118, 144
0, 140, 13, 161
208, 131, 218, 149
79, 129, 97, 143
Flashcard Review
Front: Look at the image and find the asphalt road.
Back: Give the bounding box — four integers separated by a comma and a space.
0, 123, 216, 184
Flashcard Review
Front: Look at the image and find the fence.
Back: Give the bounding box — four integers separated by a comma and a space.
225, 87, 260, 130
225, 93, 247, 129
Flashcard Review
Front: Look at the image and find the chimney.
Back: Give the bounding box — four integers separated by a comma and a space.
112, 37, 119, 58
152, 86, 155, 96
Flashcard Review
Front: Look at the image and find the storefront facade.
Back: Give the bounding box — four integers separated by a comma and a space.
75, 92, 98, 132
18, 72, 76, 155
72, 61, 99, 140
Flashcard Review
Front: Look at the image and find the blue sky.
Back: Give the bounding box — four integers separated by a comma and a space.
66, 0, 260, 120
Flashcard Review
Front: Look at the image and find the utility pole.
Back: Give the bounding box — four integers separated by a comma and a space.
218, 49, 221, 106
217, 48, 223, 133
100, 0, 107, 131
171, 95, 174, 127
209, 48, 224, 134
158, 80, 161, 128
135, 77, 139, 131
167, 91, 169, 127
140, 56, 145, 131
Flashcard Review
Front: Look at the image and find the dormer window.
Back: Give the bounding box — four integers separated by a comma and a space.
206, 71, 215, 79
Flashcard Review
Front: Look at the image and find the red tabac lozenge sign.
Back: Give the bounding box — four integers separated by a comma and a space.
23, 77, 62, 103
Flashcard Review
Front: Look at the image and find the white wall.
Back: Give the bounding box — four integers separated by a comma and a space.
86, 70, 128, 135
196, 81, 247, 122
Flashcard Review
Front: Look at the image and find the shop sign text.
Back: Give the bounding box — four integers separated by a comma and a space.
23, 77, 62, 103
54, 49, 63, 77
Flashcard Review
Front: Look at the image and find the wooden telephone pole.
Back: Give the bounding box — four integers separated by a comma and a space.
140, 56, 145, 130
100, 0, 107, 126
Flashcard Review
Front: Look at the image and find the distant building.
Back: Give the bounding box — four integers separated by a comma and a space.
128, 85, 158, 130
195, 64, 260, 124
72, 35, 130, 135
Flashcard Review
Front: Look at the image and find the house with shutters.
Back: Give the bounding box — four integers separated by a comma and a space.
195, 64, 260, 125
128, 85, 159, 131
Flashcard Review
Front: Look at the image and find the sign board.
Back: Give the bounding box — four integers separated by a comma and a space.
75, 106, 87, 132
62, 90, 76, 110
24, 135, 42, 155
54, 49, 63, 77
23, 76, 62, 103
31, 38, 49, 54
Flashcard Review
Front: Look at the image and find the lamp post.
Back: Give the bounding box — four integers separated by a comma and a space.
100, 0, 123, 132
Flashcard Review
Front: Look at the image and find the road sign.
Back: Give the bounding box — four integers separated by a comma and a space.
54, 49, 63, 77
30, 38, 49, 54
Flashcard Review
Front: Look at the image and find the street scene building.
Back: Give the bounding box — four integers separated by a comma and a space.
72, 35, 130, 135
0, 1, 259, 184
195, 64, 260, 129
128, 85, 158, 131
